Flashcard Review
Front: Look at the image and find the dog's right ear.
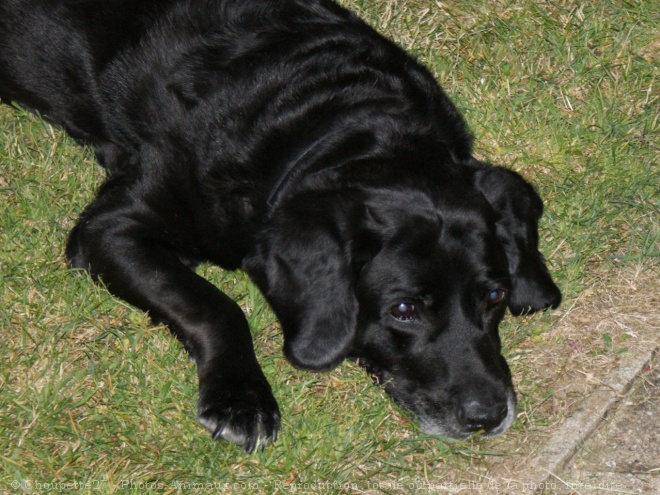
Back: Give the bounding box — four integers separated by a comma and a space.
474, 165, 562, 315
243, 193, 359, 372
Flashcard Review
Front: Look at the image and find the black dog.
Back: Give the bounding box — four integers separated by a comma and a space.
0, 0, 561, 452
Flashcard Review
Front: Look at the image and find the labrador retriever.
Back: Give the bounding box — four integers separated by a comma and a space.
0, 0, 561, 452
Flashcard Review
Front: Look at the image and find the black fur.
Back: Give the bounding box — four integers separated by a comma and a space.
0, 0, 561, 452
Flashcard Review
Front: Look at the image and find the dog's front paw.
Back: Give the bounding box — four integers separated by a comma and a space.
197, 375, 281, 453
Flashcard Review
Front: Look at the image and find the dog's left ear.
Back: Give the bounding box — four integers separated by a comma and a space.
243, 194, 359, 372
474, 165, 561, 315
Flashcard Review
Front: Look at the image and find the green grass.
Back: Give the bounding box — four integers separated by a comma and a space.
1, 1, 658, 493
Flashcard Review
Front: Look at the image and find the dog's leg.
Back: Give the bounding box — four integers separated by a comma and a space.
66, 191, 280, 453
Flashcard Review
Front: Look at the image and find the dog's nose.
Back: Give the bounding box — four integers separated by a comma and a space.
457, 399, 508, 433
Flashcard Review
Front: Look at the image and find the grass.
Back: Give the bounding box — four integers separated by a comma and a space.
1, 0, 658, 493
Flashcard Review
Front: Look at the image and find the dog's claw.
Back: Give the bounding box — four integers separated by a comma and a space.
197, 380, 280, 453
207, 413, 279, 453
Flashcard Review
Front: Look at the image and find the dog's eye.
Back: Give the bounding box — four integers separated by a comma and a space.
390, 301, 417, 321
486, 289, 507, 306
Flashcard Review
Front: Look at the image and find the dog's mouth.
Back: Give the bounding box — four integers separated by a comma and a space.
355, 357, 517, 439
355, 357, 386, 385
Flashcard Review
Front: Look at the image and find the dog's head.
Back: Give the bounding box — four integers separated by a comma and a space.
245, 162, 560, 438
